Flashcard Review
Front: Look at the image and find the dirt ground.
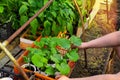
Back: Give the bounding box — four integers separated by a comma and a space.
70, 0, 120, 78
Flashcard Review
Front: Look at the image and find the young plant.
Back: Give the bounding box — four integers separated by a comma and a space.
0, 0, 25, 30
24, 35, 82, 76
19, 0, 80, 36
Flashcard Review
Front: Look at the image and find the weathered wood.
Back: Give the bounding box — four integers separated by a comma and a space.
0, 46, 23, 68
0, 37, 19, 60
75, 0, 101, 37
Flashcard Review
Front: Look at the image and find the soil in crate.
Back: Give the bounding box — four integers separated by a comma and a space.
0, 23, 14, 40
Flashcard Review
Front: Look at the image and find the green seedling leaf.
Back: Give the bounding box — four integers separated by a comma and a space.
44, 20, 51, 36
51, 54, 62, 63
0, 6, 4, 13
20, 16, 28, 26
52, 22, 60, 36
51, 11, 57, 18
58, 38, 71, 49
23, 56, 30, 63
50, 38, 59, 47
44, 0, 49, 5
34, 41, 45, 48
51, 47, 57, 54
28, 0, 37, 7
22, 2, 30, 6
32, 54, 48, 68
67, 22, 73, 35
65, 1, 74, 9
38, 12, 44, 21
56, 62, 70, 75
37, 0, 44, 8
69, 35, 82, 46
45, 66, 55, 75
66, 49, 79, 62
19, 5, 28, 15
57, 16, 62, 26
30, 18, 39, 35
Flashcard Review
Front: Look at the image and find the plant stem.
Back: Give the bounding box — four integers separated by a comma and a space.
82, 0, 86, 9
73, 0, 87, 68
73, 0, 85, 37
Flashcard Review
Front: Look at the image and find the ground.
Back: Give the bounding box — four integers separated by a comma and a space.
70, 0, 120, 78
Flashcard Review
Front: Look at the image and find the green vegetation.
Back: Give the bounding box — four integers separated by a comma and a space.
24, 35, 82, 76
0, 0, 95, 37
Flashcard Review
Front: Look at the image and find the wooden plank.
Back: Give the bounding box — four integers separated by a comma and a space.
0, 46, 22, 68
6, 50, 25, 66
0, 37, 20, 60
76, 0, 101, 37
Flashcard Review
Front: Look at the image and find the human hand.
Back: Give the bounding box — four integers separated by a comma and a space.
71, 42, 88, 50
57, 75, 70, 80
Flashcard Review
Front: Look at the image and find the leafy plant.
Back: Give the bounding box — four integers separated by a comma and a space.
19, 0, 45, 35
0, 0, 94, 37
24, 35, 82, 76
0, 0, 26, 30
18, 0, 80, 36
39, 0, 79, 36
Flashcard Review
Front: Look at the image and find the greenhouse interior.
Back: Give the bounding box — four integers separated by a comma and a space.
0, 0, 120, 80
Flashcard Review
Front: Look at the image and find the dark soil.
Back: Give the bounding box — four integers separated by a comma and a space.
0, 23, 14, 40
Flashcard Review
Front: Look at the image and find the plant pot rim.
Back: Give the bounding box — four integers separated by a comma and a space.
21, 63, 37, 72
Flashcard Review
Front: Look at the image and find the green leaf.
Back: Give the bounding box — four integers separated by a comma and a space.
66, 49, 79, 62
49, 38, 57, 48
44, 0, 49, 5
65, 1, 74, 9
32, 54, 48, 68
51, 11, 57, 18
50, 54, 62, 63
77, 0, 82, 6
58, 38, 71, 49
23, 56, 30, 63
26, 47, 45, 56
45, 66, 55, 75
28, 0, 37, 7
52, 21, 59, 36
19, 5, 28, 15
12, 19, 19, 30
82, 9, 87, 16
51, 48, 57, 54
30, 18, 39, 35
59, 9, 64, 18
38, 12, 44, 21
34, 41, 44, 48
37, 0, 44, 8
67, 22, 73, 35
0, 6, 4, 13
20, 16, 28, 26
22, 2, 30, 6
56, 62, 70, 75
57, 16, 62, 26
69, 35, 82, 46
44, 20, 51, 36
